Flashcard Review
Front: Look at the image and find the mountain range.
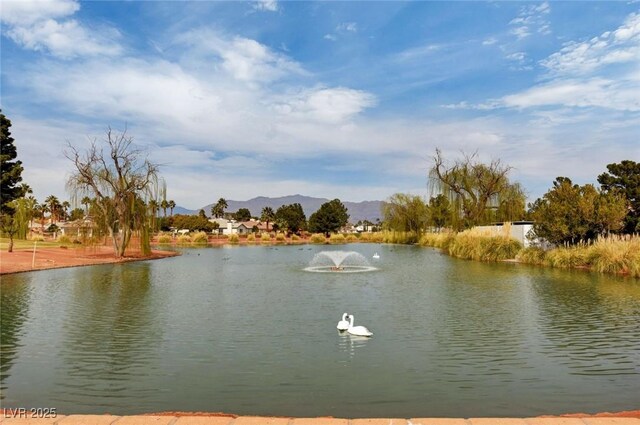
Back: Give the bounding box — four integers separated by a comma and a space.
173, 195, 384, 223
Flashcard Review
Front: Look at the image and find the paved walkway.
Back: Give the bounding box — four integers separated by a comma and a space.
1, 416, 640, 425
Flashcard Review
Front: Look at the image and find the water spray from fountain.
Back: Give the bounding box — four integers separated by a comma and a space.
304, 251, 377, 273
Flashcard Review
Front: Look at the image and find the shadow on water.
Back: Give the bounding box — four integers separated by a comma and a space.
0, 274, 33, 399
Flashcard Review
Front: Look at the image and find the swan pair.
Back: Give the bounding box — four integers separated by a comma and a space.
336, 313, 373, 337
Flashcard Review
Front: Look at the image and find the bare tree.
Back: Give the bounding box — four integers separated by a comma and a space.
66, 128, 160, 257
428, 148, 525, 229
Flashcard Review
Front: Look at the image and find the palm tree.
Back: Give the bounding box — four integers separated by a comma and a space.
61, 201, 71, 221
160, 199, 169, 217
81, 196, 92, 216
44, 195, 60, 225
261, 206, 275, 231
168, 200, 176, 216
211, 198, 228, 218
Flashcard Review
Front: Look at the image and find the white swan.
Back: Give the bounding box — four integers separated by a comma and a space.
347, 314, 373, 337
372, 253, 380, 259
337, 313, 350, 331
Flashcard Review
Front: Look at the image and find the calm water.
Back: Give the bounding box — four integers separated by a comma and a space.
1, 244, 639, 417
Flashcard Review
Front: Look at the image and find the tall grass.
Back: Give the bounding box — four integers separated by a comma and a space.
309, 233, 327, 244
329, 233, 346, 244
514, 234, 640, 277
247, 233, 256, 242
275, 232, 286, 242
260, 233, 271, 242
420, 228, 521, 262
345, 234, 358, 242
586, 235, 640, 277
191, 231, 208, 244
381, 231, 420, 244
177, 234, 191, 245
228, 234, 240, 244
157, 233, 172, 244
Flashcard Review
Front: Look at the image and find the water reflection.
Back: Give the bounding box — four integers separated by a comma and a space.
530, 268, 640, 377
0, 274, 33, 399
55, 263, 165, 410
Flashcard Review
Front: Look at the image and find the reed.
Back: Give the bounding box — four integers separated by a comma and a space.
516, 247, 546, 265
57, 234, 72, 246
157, 234, 172, 244
329, 233, 346, 244
421, 228, 521, 262
381, 231, 419, 244
191, 231, 208, 244
544, 244, 589, 268
275, 232, 286, 242
260, 232, 271, 242
309, 233, 327, 244
345, 234, 358, 242
228, 234, 239, 244
247, 233, 256, 242
586, 234, 640, 277
177, 234, 191, 245
291, 234, 301, 241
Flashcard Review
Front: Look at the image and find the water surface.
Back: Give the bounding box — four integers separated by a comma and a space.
1, 244, 639, 417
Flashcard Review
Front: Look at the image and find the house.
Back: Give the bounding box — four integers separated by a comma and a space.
59, 218, 96, 239
209, 218, 269, 235
473, 221, 540, 248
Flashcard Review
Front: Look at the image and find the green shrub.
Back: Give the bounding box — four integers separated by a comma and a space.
192, 231, 208, 243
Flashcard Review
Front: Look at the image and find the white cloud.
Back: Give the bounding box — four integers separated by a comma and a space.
541, 13, 640, 76
253, 0, 278, 12
482, 37, 497, 46
177, 30, 305, 83
0, 0, 79, 25
324, 34, 337, 42
509, 1, 551, 40
274, 87, 377, 123
1, 0, 122, 58
336, 22, 358, 33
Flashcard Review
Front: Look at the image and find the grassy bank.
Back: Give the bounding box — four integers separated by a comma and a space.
419, 228, 522, 262
517, 235, 640, 277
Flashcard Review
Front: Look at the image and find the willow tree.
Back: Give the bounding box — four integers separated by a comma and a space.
428, 149, 525, 230
382, 193, 428, 234
66, 128, 161, 257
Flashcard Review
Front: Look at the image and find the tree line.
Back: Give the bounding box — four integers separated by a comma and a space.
383, 149, 638, 246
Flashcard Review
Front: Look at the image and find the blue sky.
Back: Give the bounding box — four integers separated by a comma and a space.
1, 1, 639, 209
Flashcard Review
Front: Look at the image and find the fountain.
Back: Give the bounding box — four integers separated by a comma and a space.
304, 250, 377, 273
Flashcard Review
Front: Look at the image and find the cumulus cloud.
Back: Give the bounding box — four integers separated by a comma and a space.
541, 13, 640, 76
1, 0, 122, 58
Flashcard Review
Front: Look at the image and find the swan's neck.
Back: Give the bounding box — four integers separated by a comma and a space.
342, 313, 348, 321
348, 315, 354, 327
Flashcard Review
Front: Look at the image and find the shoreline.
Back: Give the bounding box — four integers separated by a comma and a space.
0, 245, 179, 276
1, 410, 639, 425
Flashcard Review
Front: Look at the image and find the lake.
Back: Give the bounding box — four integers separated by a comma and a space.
1, 243, 639, 417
